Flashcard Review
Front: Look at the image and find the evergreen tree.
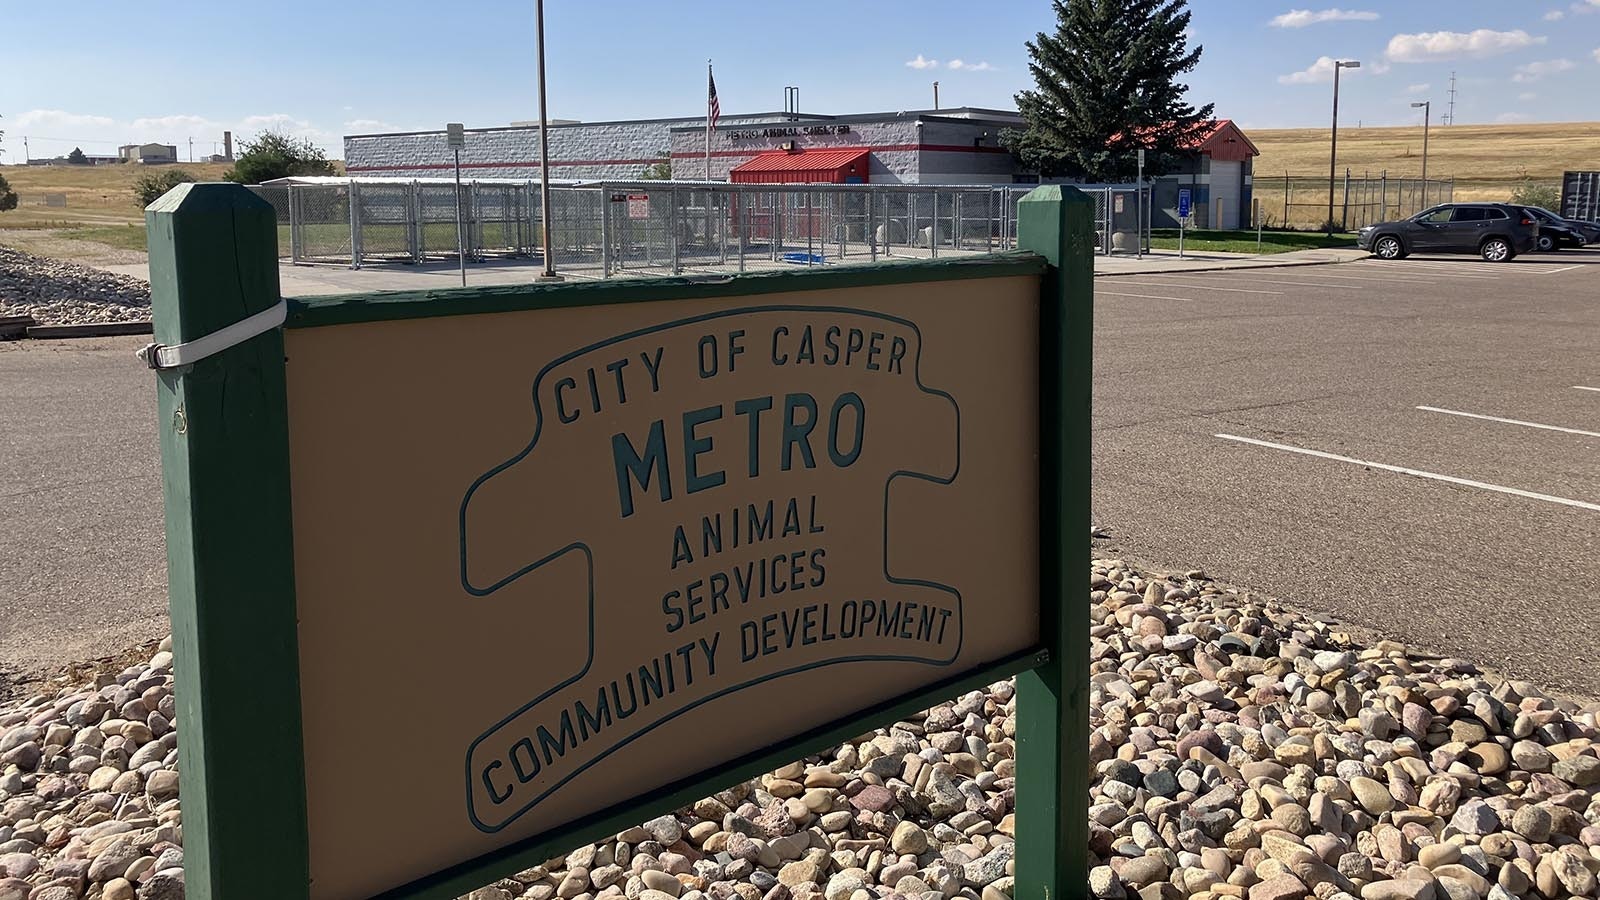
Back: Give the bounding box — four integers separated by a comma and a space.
1005, 0, 1214, 182
68, 147, 89, 164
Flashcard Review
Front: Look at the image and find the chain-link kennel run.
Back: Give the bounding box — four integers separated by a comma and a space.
251, 179, 1156, 277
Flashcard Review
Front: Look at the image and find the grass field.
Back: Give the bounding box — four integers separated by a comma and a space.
1147, 228, 1358, 254
1248, 120, 1600, 210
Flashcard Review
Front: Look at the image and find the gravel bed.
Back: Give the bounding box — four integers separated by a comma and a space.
0, 247, 151, 327
0, 559, 1596, 900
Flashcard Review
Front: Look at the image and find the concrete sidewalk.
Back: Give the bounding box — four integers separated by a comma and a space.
96, 246, 1372, 296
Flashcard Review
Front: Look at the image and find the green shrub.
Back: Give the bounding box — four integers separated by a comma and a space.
133, 168, 198, 208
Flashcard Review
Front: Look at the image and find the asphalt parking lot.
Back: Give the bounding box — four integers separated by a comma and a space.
1093, 251, 1600, 698
3, 250, 1597, 700
0, 335, 165, 692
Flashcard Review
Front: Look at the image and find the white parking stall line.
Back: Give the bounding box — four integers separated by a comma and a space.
1108, 281, 1282, 295
1386, 263, 1505, 275
1176, 276, 1358, 289
1575, 386, 1600, 393
1348, 265, 1491, 279
1537, 265, 1583, 276
1214, 433, 1600, 513
1416, 405, 1600, 439
1099, 291, 1196, 302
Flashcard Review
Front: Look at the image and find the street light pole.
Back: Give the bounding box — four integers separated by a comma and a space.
535, 0, 562, 281
1411, 100, 1431, 206
1327, 59, 1360, 234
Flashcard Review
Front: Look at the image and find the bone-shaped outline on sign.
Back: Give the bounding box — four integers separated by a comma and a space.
458, 304, 963, 834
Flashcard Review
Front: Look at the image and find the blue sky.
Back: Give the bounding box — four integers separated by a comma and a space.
3, 0, 1597, 161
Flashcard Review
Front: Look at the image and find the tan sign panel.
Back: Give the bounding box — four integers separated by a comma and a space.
282, 276, 1042, 899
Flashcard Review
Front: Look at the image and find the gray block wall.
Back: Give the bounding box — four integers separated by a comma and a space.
345, 114, 788, 181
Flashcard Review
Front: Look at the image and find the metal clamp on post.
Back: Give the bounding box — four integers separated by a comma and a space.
137, 299, 288, 371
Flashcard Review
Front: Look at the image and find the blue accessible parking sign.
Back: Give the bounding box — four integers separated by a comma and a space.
1178, 188, 1192, 220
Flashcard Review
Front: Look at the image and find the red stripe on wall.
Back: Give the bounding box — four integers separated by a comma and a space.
668, 143, 1012, 160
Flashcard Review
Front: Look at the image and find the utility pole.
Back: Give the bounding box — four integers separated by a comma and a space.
1445, 72, 1457, 126
23, 136, 29, 164
1327, 59, 1361, 234
933, 81, 940, 110
188, 137, 193, 163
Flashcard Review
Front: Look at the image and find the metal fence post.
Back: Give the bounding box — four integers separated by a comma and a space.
599, 183, 612, 278
1341, 168, 1351, 232
737, 191, 746, 272
930, 191, 939, 259
348, 180, 363, 270
1380, 171, 1388, 222
867, 190, 877, 262
288, 184, 302, 264
669, 185, 680, 275
1283, 172, 1291, 230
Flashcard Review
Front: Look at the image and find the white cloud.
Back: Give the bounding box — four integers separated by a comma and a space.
1406, 82, 1431, 93
1496, 112, 1532, 122
1595, 46, 1600, 62
1512, 58, 1576, 81
1518, 91, 1539, 100
1270, 8, 1379, 27
1574, 0, 1600, 12
1368, 60, 1392, 74
344, 119, 399, 133
947, 59, 994, 71
13, 109, 116, 130
905, 54, 939, 70
1385, 29, 1545, 62
1278, 56, 1357, 84
1543, 9, 1565, 19
3, 108, 342, 158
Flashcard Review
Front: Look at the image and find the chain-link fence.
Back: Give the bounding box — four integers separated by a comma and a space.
1251, 171, 1455, 231
249, 180, 1154, 276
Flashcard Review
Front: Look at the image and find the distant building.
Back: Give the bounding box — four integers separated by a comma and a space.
344, 107, 1025, 185
1147, 120, 1260, 230
118, 143, 180, 164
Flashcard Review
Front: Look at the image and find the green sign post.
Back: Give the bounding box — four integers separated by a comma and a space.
146, 183, 1092, 900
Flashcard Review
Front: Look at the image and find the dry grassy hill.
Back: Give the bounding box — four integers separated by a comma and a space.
0, 162, 237, 227
1249, 121, 1600, 202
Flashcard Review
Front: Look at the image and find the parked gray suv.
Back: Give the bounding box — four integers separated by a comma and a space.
1358, 203, 1540, 262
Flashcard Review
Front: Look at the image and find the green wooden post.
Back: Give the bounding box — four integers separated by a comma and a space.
1014, 185, 1094, 900
146, 183, 310, 900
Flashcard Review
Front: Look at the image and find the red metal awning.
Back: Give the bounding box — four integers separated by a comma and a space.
729, 148, 871, 184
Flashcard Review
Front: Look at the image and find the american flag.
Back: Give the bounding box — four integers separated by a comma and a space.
708, 67, 721, 129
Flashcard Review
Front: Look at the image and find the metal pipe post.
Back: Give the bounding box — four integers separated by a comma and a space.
535, 0, 561, 280
453, 149, 466, 285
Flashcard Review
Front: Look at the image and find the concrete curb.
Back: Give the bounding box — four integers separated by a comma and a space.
1094, 253, 1368, 278
24, 321, 154, 340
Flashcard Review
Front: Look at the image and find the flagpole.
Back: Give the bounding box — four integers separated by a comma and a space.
706, 59, 713, 182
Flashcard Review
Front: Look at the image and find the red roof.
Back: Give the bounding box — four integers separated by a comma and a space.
730, 148, 871, 183
1110, 119, 1259, 161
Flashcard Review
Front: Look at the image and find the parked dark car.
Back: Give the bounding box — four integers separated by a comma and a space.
1358, 203, 1539, 262
1522, 206, 1595, 248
